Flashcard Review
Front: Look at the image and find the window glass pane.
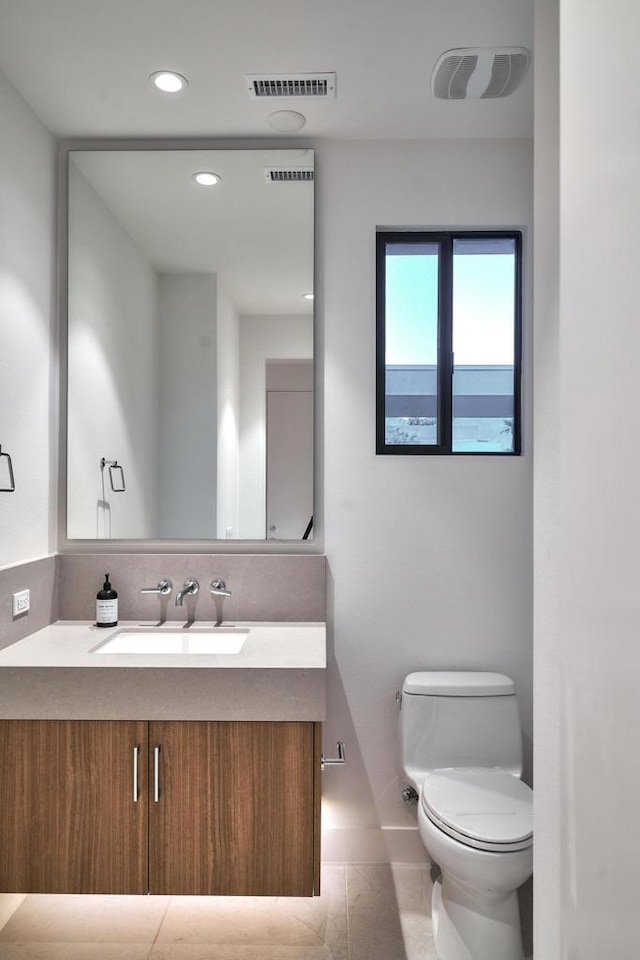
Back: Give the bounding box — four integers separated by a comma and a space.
384, 242, 439, 446
452, 238, 516, 453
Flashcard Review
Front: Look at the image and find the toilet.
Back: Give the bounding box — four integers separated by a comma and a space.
400, 671, 533, 960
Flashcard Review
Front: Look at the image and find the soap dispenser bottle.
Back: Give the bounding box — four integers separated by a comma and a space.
96, 573, 118, 628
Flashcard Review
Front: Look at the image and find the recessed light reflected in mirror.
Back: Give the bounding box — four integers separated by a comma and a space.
303, 293, 314, 300
150, 70, 188, 94
192, 171, 222, 187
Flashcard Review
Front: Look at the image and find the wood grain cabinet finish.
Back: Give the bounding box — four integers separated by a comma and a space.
0, 719, 321, 897
0, 720, 148, 894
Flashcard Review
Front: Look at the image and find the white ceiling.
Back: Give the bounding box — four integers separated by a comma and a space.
1, 0, 532, 316
0, 0, 533, 140
71, 148, 314, 315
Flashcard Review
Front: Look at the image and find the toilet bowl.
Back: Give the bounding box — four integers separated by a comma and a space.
399, 672, 533, 960
419, 768, 532, 960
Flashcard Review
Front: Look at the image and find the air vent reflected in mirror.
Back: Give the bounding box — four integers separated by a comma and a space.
264, 168, 314, 184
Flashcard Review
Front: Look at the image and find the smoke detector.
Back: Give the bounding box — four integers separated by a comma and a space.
431, 47, 530, 100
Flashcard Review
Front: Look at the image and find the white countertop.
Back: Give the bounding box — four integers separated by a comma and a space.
0, 620, 326, 669
0, 620, 326, 721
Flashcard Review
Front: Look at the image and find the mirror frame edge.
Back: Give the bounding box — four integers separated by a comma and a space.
56, 136, 322, 555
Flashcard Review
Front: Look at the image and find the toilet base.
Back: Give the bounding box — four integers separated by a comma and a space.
432, 874, 525, 960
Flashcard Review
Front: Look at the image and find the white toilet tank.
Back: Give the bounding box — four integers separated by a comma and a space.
400, 671, 524, 791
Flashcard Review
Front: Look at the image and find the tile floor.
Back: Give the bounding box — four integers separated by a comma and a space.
0, 865, 533, 960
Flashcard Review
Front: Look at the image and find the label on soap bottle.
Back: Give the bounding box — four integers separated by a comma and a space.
96, 598, 118, 625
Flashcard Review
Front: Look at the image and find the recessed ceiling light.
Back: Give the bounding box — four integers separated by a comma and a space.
150, 70, 188, 94
192, 172, 222, 186
267, 110, 306, 132
303, 293, 314, 300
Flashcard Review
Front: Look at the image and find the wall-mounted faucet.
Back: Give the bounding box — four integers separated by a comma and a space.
175, 578, 199, 606
210, 578, 231, 598
140, 579, 172, 597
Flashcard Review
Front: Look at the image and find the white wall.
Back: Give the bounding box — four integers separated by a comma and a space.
67, 164, 159, 539
238, 314, 313, 539
0, 71, 55, 567
533, 0, 562, 953
317, 138, 533, 860
157, 274, 217, 539
534, 1, 640, 954
216, 284, 240, 539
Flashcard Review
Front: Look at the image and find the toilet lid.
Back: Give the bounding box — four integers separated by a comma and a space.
421, 768, 533, 853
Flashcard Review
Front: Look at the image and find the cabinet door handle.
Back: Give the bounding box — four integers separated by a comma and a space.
132, 744, 140, 802
153, 745, 161, 802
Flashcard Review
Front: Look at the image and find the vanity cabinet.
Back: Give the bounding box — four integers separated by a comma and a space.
0, 719, 321, 897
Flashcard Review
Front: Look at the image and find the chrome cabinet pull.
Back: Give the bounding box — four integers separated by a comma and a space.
132, 744, 140, 802
153, 745, 161, 802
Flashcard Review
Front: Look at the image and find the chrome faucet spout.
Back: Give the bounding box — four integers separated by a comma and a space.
175, 578, 199, 607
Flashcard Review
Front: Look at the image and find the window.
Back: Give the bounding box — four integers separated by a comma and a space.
376, 231, 522, 455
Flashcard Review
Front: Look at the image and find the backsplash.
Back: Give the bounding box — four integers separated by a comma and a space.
0, 557, 58, 652
0, 554, 324, 650
57, 554, 325, 623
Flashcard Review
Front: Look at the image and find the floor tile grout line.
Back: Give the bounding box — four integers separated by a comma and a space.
344, 863, 351, 960
146, 894, 173, 955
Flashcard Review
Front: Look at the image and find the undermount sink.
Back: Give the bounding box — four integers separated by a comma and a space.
91, 627, 249, 655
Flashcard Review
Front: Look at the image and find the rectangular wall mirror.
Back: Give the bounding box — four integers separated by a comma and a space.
65, 148, 314, 542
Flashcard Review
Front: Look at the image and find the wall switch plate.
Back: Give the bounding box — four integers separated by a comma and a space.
12, 589, 30, 617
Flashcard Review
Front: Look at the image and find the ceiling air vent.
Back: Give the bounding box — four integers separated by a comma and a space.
431, 48, 530, 100
264, 168, 314, 184
246, 73, 336, 99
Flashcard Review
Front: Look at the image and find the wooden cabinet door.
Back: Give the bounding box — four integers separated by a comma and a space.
0, 720, 148, 894
149, 721, 319, 896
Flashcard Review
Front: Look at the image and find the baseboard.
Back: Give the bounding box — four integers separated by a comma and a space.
321, 826, 429, 864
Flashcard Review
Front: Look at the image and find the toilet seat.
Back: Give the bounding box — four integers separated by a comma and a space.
421, 767, 533, 853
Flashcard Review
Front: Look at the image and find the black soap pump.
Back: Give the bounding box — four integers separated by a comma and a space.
96, 573, 118, 628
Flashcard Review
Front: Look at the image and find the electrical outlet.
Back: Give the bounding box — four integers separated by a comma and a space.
12, 589, 30, 617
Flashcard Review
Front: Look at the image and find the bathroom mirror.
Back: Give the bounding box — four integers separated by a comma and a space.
66, 148, 314, 541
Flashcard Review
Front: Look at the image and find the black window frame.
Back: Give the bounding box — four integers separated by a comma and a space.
375, 229, 523, 456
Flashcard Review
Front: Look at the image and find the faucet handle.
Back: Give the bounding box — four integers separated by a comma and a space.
140, 579, 173, 596
210, 578, 232, 598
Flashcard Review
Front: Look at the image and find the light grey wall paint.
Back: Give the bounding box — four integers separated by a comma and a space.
238, 314, 313, 539
0, 70, 55, 567
316, 138, 533, 860
157, 273, 217, 539
67, 163, 159, 539
216, 283, 240, 539
533, 0, 562, 953
551, 0, 640, 953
